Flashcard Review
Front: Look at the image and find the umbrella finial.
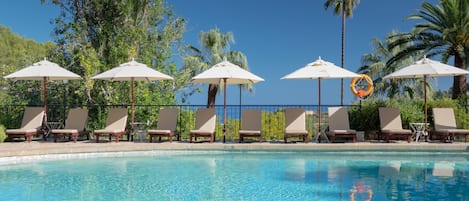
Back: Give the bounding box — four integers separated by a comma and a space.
318, 56, 322, 61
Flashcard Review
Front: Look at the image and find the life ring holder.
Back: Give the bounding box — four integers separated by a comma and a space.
349, 183, 373, 201
350, 74, 373, 98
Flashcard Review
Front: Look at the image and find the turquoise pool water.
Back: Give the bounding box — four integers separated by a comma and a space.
0, 151, 468, 201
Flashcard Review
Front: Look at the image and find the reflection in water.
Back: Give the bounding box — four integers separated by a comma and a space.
379, 161, 401, 177
432, 162, 454, 177
285, 158, 306, 181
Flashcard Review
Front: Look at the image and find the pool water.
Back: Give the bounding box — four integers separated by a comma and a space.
0, 151, 468, 201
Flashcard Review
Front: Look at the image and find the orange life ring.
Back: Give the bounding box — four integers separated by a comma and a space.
350, 183, 373, 201
350, 74, 373, 98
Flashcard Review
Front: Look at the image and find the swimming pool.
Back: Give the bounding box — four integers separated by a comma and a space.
0, 150, 468, 201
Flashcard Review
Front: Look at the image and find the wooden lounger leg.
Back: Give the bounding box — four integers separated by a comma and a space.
72, 133, 78, 143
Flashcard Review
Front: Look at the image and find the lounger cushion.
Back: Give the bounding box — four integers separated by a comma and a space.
148, 129, 171, 134
239, 130, 261, 134
6, 129, 38, 134
439, 129, 469, 134
94, 129, 124, 133
381, 129, 412, 134
285, 130, 308, 134
331, 129, 357, 134
190, 130, 214, 134
50, 129, 78, 134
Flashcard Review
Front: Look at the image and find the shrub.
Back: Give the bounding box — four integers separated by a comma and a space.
0, 125, 6, 143
349, 98, 469, 135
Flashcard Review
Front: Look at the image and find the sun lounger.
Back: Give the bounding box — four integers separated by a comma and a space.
148, 108, 179, 143
431, 108, 469, 142
6, 107, 45, 142
239, 109, 262, 143
284, 108, 309, 143
328, 107, 357, 143
189, 108, 216, 143
378, 107, 412, 143
50, 108, 89, 143
93, 108, 128, 143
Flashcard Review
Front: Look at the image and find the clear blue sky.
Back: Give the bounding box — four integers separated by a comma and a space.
0, 0, 446, 106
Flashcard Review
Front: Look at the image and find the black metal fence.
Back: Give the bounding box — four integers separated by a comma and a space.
0, 104, 360, 142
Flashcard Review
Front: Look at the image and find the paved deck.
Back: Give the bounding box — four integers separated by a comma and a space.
1, 140, 468, 158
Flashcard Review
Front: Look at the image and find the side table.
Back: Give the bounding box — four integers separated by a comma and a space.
410, 123, 428, 142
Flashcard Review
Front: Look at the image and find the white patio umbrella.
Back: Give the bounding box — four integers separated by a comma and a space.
383, 56, 469, 129
281, 57, 360, 142
4, 58, 81, 124
92, 58, 174, 131
191, 60, 264, 143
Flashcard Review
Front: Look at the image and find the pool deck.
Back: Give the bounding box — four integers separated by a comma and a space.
1, 140, 468, 158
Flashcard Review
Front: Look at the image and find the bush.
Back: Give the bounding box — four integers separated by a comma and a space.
349, 98, 469, 135
0, 125, 6, 143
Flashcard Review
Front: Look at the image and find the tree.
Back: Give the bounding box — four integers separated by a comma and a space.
358, 31, 425, 99
0, 25, 56, 127
180, 28, 250, 108
388, 0, 469, 101
43, 0, 186, 127
324, 0, 360, 105
44, 0, 185, 104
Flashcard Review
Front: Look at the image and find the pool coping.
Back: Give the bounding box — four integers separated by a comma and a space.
1, 141, 468, 158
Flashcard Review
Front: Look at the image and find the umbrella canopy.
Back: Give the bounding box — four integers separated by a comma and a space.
92, 59, 174, 81
192, 60, 264, 84
4, 58, 81, 124
281, 56, 360, 142
92, 58, 174, 132
4, 59, 82, 81
383, 56, 469, 129
191, 60, 264, 143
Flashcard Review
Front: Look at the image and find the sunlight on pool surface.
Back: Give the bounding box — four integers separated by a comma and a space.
0, 151, 468, 201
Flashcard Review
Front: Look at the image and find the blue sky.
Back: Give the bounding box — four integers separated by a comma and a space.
0, 0, 446, 106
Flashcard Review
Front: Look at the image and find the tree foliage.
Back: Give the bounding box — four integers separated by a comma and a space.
388, 0, 469, 100
41, 0, 186, 127
358, 31, 425, 100
0, 25, 57, 127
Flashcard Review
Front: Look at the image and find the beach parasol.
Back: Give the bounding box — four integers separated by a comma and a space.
4, 58, 81, 124
281, 56, 360, 142
92, 58, 174, 132
191, 60, 264, 143
383, 56, 469, 129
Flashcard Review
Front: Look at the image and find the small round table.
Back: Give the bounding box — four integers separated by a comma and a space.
409, 123, 428, 142
132, 122, 147, 142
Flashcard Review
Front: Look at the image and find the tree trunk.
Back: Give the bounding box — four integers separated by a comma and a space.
451, 55, 467, 100
207, 84, 218, 108
340, 8, 346, 106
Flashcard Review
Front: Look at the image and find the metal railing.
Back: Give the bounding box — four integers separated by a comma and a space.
0, 104, 359, 142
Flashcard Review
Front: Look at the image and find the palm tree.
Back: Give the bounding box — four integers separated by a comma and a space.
180, 28, 250, 107
388, 0, 469, 100
358, 31, 425, 100
324, 0, 361, 105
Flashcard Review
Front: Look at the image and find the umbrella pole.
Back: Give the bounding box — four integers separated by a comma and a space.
43, 77, 47, 124
424, 75, 427, 131
223, 78, 227, 143
131, 78, 135, 133
239, 84, 242, 133
318, 78, 321, 141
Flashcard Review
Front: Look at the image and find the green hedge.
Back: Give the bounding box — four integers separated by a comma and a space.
349, 98, 469, 136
